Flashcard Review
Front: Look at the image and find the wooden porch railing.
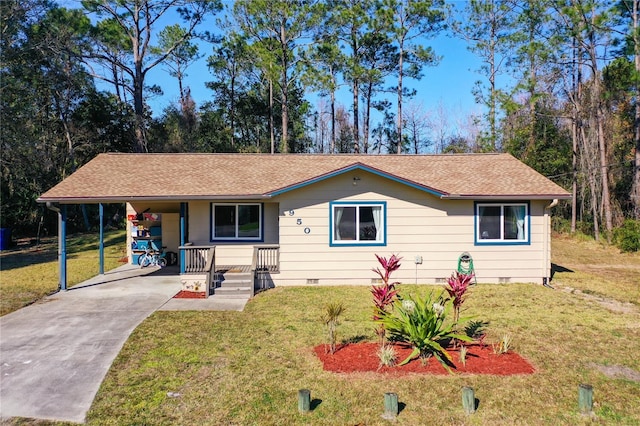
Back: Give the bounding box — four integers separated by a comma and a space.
179, 245, 217, 292
251, 244, 279, 294
179, 245, 216, 273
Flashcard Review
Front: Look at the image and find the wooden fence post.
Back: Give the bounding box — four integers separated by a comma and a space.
298, 389, 311, 413
462, 386, 475, 414
382, 392, 398, 420
578, 384, 593, 414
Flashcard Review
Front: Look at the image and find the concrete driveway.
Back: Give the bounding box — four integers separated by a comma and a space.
0, 265, 183, 423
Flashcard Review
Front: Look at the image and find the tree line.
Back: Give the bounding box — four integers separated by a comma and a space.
1, 0, 639, 247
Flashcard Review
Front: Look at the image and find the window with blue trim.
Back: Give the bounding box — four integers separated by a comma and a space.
476, 202, 529, 244
331, 202, 386, 245
211, 203, 261, 240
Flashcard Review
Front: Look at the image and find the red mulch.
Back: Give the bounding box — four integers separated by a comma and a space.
314, 342, 535, 376
173, 290, 207, 299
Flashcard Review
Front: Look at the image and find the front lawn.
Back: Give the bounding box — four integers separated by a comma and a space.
2, 233, 638, 424
85, 237, 640, 425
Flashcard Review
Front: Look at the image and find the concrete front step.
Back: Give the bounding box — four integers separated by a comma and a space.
213, 272, 253, 298
218, 279, 251, 287
213, 287, 252, 298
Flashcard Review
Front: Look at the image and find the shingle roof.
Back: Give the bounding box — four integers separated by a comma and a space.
37, 153, 571, 203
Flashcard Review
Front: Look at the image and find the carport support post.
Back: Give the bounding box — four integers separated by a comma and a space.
180, 202, 186, 274
59, 205, 67, 290
99, 203, 104, 275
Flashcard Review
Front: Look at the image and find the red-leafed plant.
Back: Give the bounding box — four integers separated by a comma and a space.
371, 284, 398, 319
371, 254, 402, 343
372, 254, 402, 286
444, 271, 474, 323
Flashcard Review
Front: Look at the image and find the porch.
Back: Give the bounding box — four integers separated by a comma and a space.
179, 244, 280, 298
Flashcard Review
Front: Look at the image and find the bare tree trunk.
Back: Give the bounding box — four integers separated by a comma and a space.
362, 82, 372, 154
596, 101, 613, 239
571, 37, 580, 233
585, 20, 612, 239
489, 19, 497, 152
350, 26, 360, 153
397, 44, 404, 154
230, 73, 236, 148
280, 22, 289, 153
580, 124, 601, 240
111, 63, 122, 103
132, 3, 148, 153
133, 68, 147, 153
571, 116, 578, 233
269, 77, 275, 154
330, 85, 336, 154
352, 80, 360, 153
633, 0, 640, 219
526, 13, 536, 160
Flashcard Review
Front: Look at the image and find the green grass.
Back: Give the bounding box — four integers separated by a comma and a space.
551, 233, 640, 306
81, 282, 639, 425
0, 230, 127, 315
2, 233, 640, 425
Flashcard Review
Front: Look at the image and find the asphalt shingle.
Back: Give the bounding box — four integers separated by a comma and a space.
37, 153, 571, 202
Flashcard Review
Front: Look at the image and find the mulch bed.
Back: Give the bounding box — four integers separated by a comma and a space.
314, 342, 535, 375
173, 290, 207, 299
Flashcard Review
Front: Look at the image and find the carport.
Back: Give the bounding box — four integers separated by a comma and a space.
38, 199, 189, 291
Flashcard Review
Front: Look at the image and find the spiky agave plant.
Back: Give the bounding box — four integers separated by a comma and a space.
376, 291, 472, 372
321, 302, 345, 354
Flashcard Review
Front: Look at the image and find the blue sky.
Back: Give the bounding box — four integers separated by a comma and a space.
147, 26, 487, 141
59, 0, 489, 141
137, 1, 488, 126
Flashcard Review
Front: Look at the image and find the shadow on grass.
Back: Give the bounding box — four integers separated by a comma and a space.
0, 231, 126, 272
310, 398, 322, 410
551, 263, 574, 280
342, 335, 368, 344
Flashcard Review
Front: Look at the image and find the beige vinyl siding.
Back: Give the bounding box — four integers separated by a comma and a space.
161, 213, 180, 253
270, 171, 550, 286
186, 201, 279, 266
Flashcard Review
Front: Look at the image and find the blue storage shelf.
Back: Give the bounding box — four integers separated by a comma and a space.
134, 239, 162, 250
130, 213, 162, 264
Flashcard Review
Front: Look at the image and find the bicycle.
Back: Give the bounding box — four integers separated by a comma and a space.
137, 246, 167, 268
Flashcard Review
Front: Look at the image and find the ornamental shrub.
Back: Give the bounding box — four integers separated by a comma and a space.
613, 219, 640, 252
376, 291, 472, 372
322, 302, 345, 354
444, 271, 474, 323
371, 254, 402, 343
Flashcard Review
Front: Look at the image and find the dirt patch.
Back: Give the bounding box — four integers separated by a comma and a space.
314, 342, 535, 375
590, 363, 640, 382
562, 286, 638, 314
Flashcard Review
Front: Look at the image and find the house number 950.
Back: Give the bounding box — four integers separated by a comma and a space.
296, 218, 302, 225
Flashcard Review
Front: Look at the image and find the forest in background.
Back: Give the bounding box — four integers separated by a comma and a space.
1, 0, 639, 251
